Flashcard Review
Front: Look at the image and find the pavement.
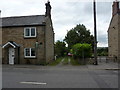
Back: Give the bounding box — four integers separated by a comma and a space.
87, 62, 119, 70
2, 58, 119, 70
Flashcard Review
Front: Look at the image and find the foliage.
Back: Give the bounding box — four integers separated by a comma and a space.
64, 24, 94, 51
72, 43, 92, 58
55, 40, 67, 57
97, 47, 108, 56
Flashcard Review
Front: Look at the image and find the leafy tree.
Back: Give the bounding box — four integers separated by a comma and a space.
64, 24, 94, 51
97, 47, 108, 56
72, 43, 92, 58
55, 40, 67, 57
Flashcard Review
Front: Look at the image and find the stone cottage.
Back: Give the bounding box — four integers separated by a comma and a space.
108, 0, 120, 61
0, 1, 54, 65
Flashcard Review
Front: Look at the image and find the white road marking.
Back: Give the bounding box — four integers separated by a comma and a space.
20, 81, 47, 85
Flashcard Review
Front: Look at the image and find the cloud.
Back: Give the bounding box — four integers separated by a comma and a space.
0, 0, 114, 47
0, 0, 45, 17
52, 1, 112, 47
96, 2, 112, 15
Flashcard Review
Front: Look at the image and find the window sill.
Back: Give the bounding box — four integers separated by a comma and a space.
24, 56, 36, 59
24, 36, 36, 39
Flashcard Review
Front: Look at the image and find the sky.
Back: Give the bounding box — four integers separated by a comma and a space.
0, 0, 118, 47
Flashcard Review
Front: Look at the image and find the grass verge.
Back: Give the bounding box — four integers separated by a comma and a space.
70, 57, 81, 66
62, 57, 69, 65
48, 57, 63, 66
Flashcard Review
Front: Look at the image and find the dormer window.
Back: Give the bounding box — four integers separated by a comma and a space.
24, 27, 36, 38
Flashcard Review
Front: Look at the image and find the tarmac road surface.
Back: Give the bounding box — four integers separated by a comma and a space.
2, 64, 119, 88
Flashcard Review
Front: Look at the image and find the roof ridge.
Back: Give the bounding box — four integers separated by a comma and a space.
1, 15, 45, 19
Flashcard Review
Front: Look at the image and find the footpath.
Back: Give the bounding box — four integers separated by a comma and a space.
87, 61, 119, 70
2, 58, 120, 70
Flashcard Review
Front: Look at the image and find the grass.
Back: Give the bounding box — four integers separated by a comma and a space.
62, 57, 69, 65
48, 56, 89, 66
70, 57, 81, 66
48, 57, 63, 66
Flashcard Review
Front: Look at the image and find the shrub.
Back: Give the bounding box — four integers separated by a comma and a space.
72, 43, 92, 58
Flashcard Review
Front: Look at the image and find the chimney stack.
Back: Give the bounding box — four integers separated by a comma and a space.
112, 1, 120, 16
45, 0, 52, 18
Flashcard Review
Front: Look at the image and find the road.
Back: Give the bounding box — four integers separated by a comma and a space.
2, 63, 118, 88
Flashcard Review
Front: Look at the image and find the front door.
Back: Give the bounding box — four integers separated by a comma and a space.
9, 47, 15, 65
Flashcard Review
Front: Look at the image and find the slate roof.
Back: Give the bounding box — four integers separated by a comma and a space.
0, 15, 46, 27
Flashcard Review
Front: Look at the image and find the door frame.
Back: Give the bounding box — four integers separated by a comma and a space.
2, 41, 20, 64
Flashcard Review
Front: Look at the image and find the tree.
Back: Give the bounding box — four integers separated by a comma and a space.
97, 47, 108, 56
64, 24, 94, 51
55, 40, 67, 57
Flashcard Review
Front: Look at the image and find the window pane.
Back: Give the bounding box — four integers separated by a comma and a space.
31, 28, 35, 36
25, 28, 30, 36
119, 2, 120, 9
31, 48, 35, 56
25, 48, 30, 56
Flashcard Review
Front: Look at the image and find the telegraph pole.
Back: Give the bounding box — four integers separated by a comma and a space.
0, 10, 1, 17
93, 0, 98, 65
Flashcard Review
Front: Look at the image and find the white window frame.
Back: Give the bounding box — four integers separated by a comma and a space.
24, 48, 36, 58
24, 27, 36, 38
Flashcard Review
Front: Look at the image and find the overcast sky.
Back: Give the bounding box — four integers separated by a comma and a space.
0, 0, 117, 47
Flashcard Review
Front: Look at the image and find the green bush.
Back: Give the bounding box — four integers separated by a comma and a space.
72, 43, 92, 58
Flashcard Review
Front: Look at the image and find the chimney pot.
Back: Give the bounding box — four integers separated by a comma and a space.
112, 1, 120, 16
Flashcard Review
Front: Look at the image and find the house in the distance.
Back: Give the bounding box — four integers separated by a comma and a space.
108, 1, 120, 61
0, 1, 54, 65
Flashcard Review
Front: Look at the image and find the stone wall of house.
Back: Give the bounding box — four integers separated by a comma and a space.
0, 18, 2, 64
0, 27, 2, 64
118, 15, 120, 60
108, 14, 119, 58
2, 26, 45, 64
45, 17, 54, 63
36, 26, 46, 64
